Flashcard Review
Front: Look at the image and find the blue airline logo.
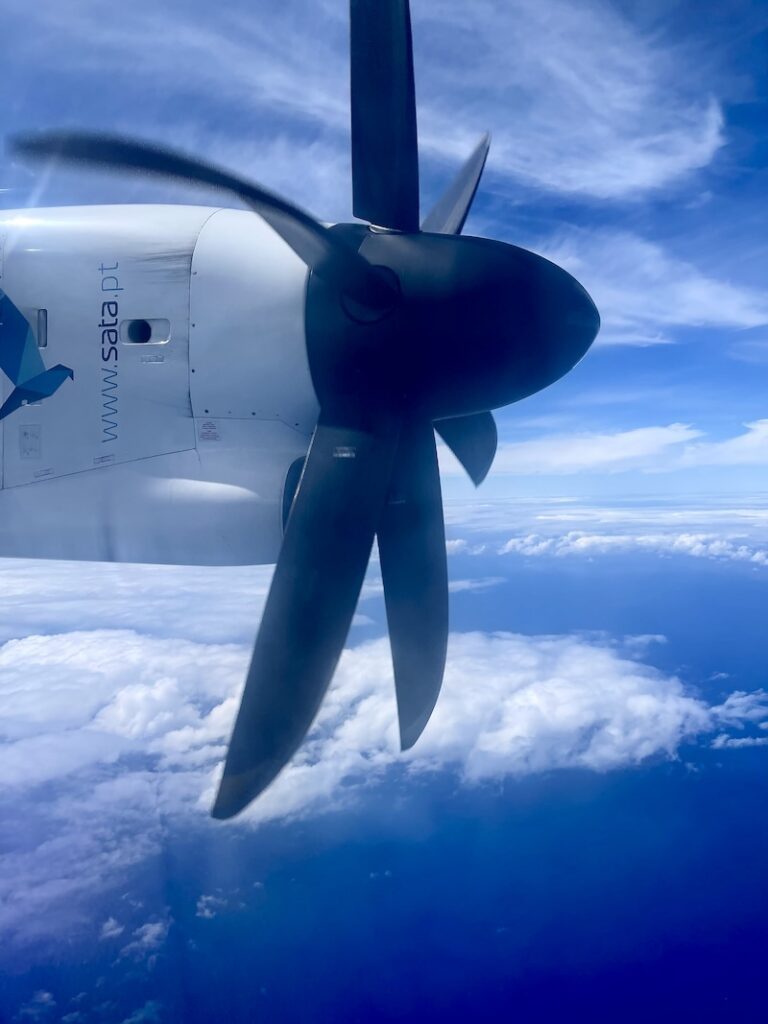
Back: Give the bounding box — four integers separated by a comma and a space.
0, 288, 73, 421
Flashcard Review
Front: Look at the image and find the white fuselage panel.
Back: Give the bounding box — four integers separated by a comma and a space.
189, 208, 316, 430
0, 205, 319, 565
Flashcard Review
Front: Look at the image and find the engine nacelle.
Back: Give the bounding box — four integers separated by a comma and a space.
0, 205, 318, 564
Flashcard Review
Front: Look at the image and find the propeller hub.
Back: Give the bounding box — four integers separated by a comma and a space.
340, 264, 402, 323
306, 227, 599, 423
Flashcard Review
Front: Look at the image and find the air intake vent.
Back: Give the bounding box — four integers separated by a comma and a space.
120, 318, 171, 345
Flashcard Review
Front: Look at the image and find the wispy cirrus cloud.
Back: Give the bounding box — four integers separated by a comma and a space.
441, 423, 701, 476
678, 419, 768, 468
537, 230, 768, 346
100, 916, 125, 940
3, 0, 725, 207
493, 424, 701, 474
416, 0, 725, 199
440, 420, 768, 477
729, 337, 768, 365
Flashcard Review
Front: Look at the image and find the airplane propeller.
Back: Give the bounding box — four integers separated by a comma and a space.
12, 0, 599, 818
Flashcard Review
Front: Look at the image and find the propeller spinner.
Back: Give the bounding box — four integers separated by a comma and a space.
12, 0, 600, 819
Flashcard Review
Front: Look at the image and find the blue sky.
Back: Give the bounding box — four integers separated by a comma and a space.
1, 1, 768, 1021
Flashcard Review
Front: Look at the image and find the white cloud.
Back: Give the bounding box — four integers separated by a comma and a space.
15, 991, 56, 1021
448, 577, 505, 593
2, 620, 766, 952
712, 735, 768, 749
0, 630, 247, 786
0, 558, 387, 651
99, 917, 124, 940
415, 0, 724, 198
529, 501, 768, 534
440, 420, 768, 477
448, 494, 768, 571
0, 561, 276, 647
120, 919, 170, 960
14, 627, 744, 816
441, 424, 702, 477
729, 338, 768, 365
120, 1002, 163, 1024
714, 690, 768, 726
195, 894, 227, 919
442, 498, 768, 581
678, 420, 768, 468
537, 230, 768, 346
446, 539, 469, 554
500, 531, 768, 568
1, 537, 766, 956
6, 0, 724, 204
438, 499, 768, 565
443, 539, 489, 557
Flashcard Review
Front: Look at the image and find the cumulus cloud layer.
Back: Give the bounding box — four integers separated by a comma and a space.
500, 531, 768, 569
443, 496, 768, 539
1, 497, 766, 954
1, 615, 766, 949
443, 496, 768, 570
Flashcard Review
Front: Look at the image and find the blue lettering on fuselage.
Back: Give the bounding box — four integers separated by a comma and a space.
99, 262, 119, 443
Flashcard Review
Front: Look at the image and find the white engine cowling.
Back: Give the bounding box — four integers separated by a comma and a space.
0, 204, 319, 564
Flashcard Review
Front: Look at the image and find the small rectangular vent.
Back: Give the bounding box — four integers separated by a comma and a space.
36, 309, 48, 348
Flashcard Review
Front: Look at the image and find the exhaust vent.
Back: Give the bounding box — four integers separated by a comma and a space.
120, 318, 170, 345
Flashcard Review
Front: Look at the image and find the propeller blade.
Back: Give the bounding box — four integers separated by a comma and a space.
212, 415, 400, 819
435, 411, 497, 486
350, 0, 419, 231
421, 133, 491, 235
378, 419, 448, 750
11, 131, 396, 311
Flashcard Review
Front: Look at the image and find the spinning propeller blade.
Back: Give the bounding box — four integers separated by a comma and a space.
423, 134, 497, 485
378, 420, 448, 750
213, 416, 400, 819
422, 133, 491, 236
12, 132, 396, 312
350, 0, 419, 231
435, 411, 498, 487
